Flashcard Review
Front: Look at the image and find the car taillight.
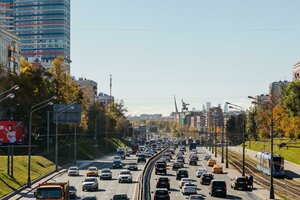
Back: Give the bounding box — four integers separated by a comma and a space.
224, 186, 226, 191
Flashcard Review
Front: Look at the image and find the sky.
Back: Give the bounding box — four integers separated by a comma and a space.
71, 0, 300, 116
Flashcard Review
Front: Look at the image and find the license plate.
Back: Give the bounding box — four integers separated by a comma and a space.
217, 189, 222, 192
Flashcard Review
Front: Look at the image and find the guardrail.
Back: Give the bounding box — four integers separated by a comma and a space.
138, 146, 171, 200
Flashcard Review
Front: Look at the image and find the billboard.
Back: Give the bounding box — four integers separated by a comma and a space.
53, 104, 81, 123
0, 121, 23, 145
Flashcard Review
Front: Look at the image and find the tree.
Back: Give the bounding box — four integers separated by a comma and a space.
246, 107, 258, 140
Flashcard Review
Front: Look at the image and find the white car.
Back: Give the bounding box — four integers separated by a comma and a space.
99, 168, 112, 180
187, 194, 205, 200
68, 166, 79, 176
180, 178, 196, 188
182, 182, 197, 195
204, 154, 211, 160
118, 170, 133, 183
82, 177, 98, 191
196, 167, 207, 177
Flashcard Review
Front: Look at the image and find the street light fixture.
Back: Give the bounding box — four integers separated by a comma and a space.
0, 93, 15, 103
248, 96, 275, 199
0, 85, 19, 96
27, 99, 54, 187
226, 102, 246, 177
55, 104, 75, 171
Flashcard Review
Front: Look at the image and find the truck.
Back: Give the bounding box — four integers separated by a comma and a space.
34, 181, 69, 200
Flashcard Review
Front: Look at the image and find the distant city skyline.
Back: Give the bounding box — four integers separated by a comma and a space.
70, 1, 299, 115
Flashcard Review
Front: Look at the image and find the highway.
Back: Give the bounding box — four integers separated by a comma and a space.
21, 154, 144, 200
150, 146, 260, 200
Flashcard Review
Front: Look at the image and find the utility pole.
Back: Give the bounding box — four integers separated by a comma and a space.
221, 123, 224, 163
74, 123, 77, 162
47, 111, 50, 153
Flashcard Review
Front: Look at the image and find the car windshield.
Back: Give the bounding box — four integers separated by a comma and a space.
159, 178, 168, 181
36, 188, 62, 198
102, 170, 111, 173
82, 197, 97, 200
120, 171, 130, 175
84, 178, 96, 182
69, 186, 76, 190
69, 167, 78, 170
155, 190, 168, 195
89, 167, 97, 171
113, 194, 128, 200
129, 163, 136, 165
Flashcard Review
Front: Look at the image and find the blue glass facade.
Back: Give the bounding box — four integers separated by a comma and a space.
0, 0, 70, 68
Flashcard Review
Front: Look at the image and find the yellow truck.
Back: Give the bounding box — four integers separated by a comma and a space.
34, 181, 69, 200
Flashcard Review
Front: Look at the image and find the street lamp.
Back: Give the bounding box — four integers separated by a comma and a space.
55, 104, 75, 171
0, 85, 19, 96
248, 96, 275, 199
27, 96, 55, 187
0, 93, 15, 103
226, 102, 246, 177
94, 113, 102, 147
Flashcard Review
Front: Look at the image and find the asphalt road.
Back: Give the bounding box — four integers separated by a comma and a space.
20, 154, 145, 200
150, 146, 260, 200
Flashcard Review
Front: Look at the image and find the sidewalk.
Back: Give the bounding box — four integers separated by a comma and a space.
2, 153, 114, 200
229, 146, 300, 182
203, 147, 282, 200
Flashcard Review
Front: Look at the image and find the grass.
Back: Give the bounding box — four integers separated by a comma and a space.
0, 156, 54, 197
244, 138, 300, 165
0, 137, 129, 198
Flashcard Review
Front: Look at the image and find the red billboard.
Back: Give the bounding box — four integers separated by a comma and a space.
0, 121, 23, 145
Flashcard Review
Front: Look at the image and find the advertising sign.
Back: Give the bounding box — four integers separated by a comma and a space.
0, 121, 23, 145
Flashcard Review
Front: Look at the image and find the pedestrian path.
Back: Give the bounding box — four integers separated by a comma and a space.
230, 146, 300, 182
202, 147, 282, 200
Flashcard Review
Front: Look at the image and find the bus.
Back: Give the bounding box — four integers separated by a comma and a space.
255, 152, 284, 177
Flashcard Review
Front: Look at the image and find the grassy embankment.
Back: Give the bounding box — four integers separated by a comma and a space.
244, 138, 300, 165
0, 137, 128, 198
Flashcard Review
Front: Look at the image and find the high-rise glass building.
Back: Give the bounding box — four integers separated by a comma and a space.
0, 0, 71, 71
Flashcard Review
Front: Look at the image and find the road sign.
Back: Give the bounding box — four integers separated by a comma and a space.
53, 104, 81, 123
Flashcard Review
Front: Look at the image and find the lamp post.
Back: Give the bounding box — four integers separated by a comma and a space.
248, 96, 275, 199
226, 102, 246, 177
94, 113, 102, 147
225, 117, 229, 168
55, 104, 75, 171
0, 85, 19, 96
27, 96, 56, 187
0, 93, 15, 103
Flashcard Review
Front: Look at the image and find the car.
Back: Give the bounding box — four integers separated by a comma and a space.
182, 182, 197, 195
69, 185, 77, 199
113, 156, 122, 161
176, 159, 184, 168
207, 159, 216, 167
162, 155, 170, 162
163, 153, 172, 160
118, 170, 133, 183
176, 169, 189, 180
86, 166, 98, 177
196, 167, 207, 177
68, 166, 79, 176
177, 156, 185, 163
172, 162, 181, 171
137, 154, 146, 163
179, 178, 196, 188
111, 194, 129, 200
210, 180, 227, 197
156, 177, 170, 190
212, 164, 223, 174
200, 173, 214, 185
204, 154, 211, 160
126, 162, 138, 171
113, 159, 123, 169
82, 177, 98, 191
145, 152, 152, 158
189, 157, 197, 166
186, 194, 205, 200
82, 195, 98, 200
189, 153, 199, 160
231, 176, 247, 190
100, 168, 112, 180
155, 161, 167, 174
153, 188, 170, 200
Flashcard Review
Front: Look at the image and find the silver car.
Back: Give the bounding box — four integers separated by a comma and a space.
82, 177, 98, 191
68, 166, 79, 176
100, 168, 112, 180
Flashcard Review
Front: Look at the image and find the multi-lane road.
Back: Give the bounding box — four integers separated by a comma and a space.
21, 154, 144, 200
150, 147, 260, 200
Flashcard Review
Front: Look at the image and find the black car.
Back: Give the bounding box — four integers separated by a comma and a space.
155, 162, 167, 175
69, 185, 77, 199
210, 180, 227, 197
111, 194, 129, 200
153, 188, 170, 200
200, 173, 214, 185
172, 162, 181, 171
189, 157, 197, 166
231, 176, 247, 190
137, 154, 146, 163
156, 177, 170, 190
176, 169, 188, 180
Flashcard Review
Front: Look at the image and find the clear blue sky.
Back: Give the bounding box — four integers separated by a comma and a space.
71, 0, 300, 116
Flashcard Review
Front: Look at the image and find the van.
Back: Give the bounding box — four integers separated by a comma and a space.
210, 180, 226, 197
